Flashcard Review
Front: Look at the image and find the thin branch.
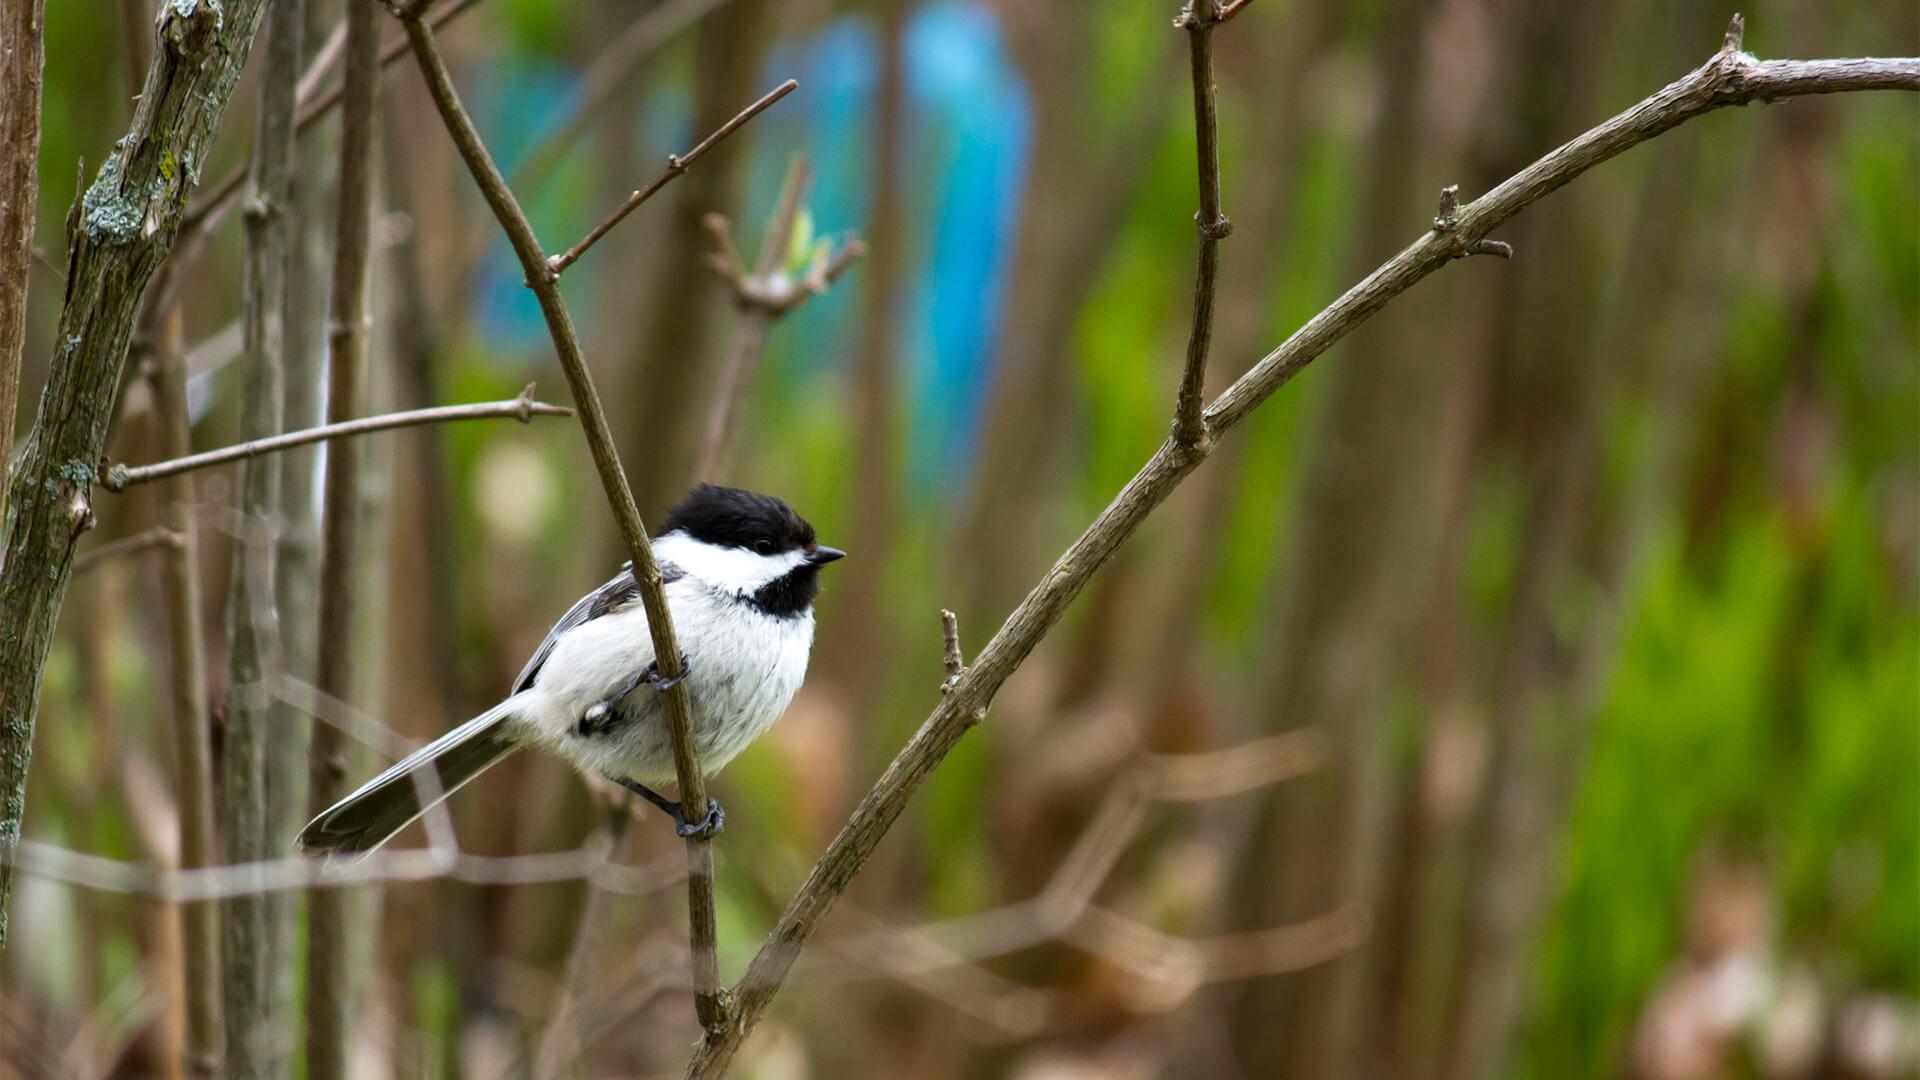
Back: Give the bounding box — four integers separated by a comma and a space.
546, 79, 798, 276
72, 526, 187, 574
686, 27, 1919, 1075
390, 7, 791, 1035
1170, 0, 1233, 449
104, 387, 572, 490
177, 0, 486, 239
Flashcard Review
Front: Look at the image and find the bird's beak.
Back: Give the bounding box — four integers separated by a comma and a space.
807, 545, 846, 565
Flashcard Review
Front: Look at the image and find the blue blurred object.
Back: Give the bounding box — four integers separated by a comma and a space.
758, 2, 1030, 487
471, 3, 1032, 488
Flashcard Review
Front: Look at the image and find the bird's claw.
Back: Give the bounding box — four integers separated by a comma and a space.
576, 653, 694, 736
675, 798, 725, 839
645, 652, 692, 692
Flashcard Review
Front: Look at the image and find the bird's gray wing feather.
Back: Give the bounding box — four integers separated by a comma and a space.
510, 560, 684, 694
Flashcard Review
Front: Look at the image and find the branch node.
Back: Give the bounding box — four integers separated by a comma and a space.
102, 463, 130, 493
1468, 239, 1514, 259
1721, 13, 1745, 56
939, 609, 966, 691
1433, 184, 1462, 231
1196, 212, 1233, 239
515, 382, 538, 422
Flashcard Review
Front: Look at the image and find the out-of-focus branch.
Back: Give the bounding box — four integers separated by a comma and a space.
693, 155, 865, 480
686, 22, 1920, 1075
507, 0, 733, 193
0, 0, 272, 948
221, 0, 302, 1073
72, 526, 185, 574
5, 838, 684, 902
150, 312, 223, 1079
305, 0, 380, 1074
0, 0, 46, 538
177, 0, 485, 240
105, 387, 572, 490
545, 78, 798, 276
390, 6, 793, 1035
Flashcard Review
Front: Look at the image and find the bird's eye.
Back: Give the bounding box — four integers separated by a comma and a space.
754, 539, 773, 555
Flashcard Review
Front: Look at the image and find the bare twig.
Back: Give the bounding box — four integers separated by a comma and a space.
72, 526, 186, 574
390, 8, 791, 1035
1170, 0, 1234, 449
178, 0, 486, 239
694, 156, 865, 479
105, 387, 571, 490
686, 26, 1919, 1076
305, 1, 380, 1074
151, 311, 224, 1079
546, 79, 798, 276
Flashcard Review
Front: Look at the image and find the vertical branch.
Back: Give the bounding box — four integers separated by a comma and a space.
263, 1, 333, 1061
0, 0, 47, 541
222, 0, 303, 1073
306, 0, 378, 1073
151, 311, 223, 1078
0, 0, 271, 947
1171, 0, 1231, 449
390, 7, 789, 1035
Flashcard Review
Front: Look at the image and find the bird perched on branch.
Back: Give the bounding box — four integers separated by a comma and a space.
298, 484, 844, 857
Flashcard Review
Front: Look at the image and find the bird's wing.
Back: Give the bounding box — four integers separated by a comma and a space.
510, 560, 684, 694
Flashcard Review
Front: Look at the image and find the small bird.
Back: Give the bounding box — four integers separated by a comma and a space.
298, 484, 844, 857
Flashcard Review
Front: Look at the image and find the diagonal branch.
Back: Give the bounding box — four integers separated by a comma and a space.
103, 387, 573, 490
546, 78, 798, 277
389, 5, 793, 1034
685, 22, 1917, 1076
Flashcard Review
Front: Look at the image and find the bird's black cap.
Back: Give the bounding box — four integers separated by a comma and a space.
662, 484, 818, 555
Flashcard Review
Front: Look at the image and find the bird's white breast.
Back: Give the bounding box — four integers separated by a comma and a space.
516, 576, 814, 786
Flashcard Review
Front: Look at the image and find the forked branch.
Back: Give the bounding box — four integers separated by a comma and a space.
685, 19, 1917, 1076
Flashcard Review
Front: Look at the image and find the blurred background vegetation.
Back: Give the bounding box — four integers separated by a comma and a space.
3, 0, 1916, 1076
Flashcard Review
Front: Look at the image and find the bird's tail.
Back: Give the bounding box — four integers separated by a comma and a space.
298, 701, 521, 858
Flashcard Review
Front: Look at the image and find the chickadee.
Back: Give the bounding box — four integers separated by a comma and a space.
298, 484, 844, 856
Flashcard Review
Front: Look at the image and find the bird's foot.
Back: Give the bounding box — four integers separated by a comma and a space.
614, 778, 726, 839
577, 653, 693, 736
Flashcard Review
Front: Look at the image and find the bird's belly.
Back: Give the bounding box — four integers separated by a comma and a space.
533, 605, 813, 787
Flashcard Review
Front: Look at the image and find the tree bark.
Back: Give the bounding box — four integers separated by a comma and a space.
0, 0, 47, 537
0, 0, 271, 946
